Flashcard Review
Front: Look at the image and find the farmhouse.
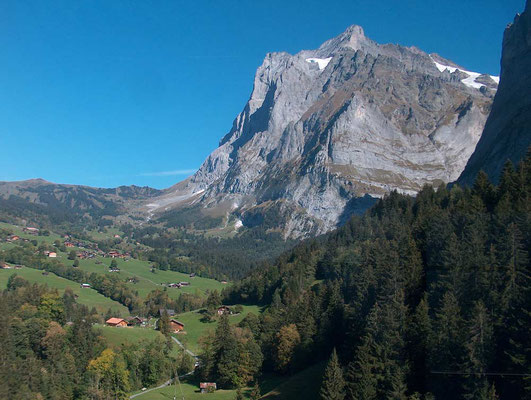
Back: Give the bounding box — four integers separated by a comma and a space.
169, 319, 185, 333
106, 251, 127, 259
24, 227, 39, 234
65, 242, 75, 248
9, 235, 20, 241
199, 383, 217, 393
106, 318, 128, 327
217, 306, 232, 316
48, 252, 57, 258
1, 262, 11, 269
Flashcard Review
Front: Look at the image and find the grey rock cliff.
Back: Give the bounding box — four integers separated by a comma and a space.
459, 1, 531, 184
152, 25, 498, 237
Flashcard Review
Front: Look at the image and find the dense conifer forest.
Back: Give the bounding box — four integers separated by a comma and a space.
219, 152, 531, 399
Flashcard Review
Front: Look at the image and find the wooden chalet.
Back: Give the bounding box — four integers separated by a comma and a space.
217, 306, 232, 316
106, 317, 128, 327
169, 319, 185, 333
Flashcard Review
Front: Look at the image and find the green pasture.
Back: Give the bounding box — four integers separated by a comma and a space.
172, 305, 263, 355
0, 266, 128, 315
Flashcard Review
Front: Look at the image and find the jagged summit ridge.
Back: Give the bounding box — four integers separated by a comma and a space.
151, 24, 498, 238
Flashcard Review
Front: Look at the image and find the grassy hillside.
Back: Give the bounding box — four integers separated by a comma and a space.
0, 221, 227, 301
173, 305, 263, 354
74, 256, 226, 299
0, 221, 64, 245
0, 266, 127, 314
131, 375, 247, 400
131, 360, 324, 399
260, 362, 325, 399
96, 324, 163, 347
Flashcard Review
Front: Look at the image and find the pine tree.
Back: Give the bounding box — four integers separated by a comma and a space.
407, 294, 432, 394
346, 341, 377, 400
463, 301, 493, 399
158, 310, 171, 336
429, 291, 465, 398
320, 348, 346, 400
213, 313, 240, 387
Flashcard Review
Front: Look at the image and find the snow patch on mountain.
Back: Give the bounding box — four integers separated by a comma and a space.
306, 57, 332, 70
431, 56, 499, 89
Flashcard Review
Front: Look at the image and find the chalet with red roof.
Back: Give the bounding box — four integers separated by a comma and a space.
169, 319, 185, 333
106, 318, 128, 327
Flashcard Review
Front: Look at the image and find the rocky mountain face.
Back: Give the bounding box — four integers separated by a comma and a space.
458, 1, 531, 185
151, 25, 499, 238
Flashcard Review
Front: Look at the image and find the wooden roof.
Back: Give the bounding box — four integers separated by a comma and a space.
106, 317, 126, 324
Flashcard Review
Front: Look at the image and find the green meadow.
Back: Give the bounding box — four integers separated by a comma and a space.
96, 324, 163, 348
172, 305, 263, 355
131, 358, 324, 400
131, 376, 246, 400
0, 221, 227, 301
73, 255, 226, 299
260, 362, 325, 399
0, 266, 127, 315
0, 222, 64, 245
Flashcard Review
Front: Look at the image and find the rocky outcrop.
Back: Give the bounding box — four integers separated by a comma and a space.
459, 1, 531, 185
153, 25, 498, 238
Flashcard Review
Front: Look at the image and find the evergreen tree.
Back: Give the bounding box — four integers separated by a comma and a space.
320, 348, 346, 400
158, 310, 171, 336
213, 313, 241, 387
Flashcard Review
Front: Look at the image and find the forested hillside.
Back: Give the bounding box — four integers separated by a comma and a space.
0, 277, 192, 399
220, 150, 531, 399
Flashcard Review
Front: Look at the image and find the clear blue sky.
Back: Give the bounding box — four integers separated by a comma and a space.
0, 0, 525, 188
